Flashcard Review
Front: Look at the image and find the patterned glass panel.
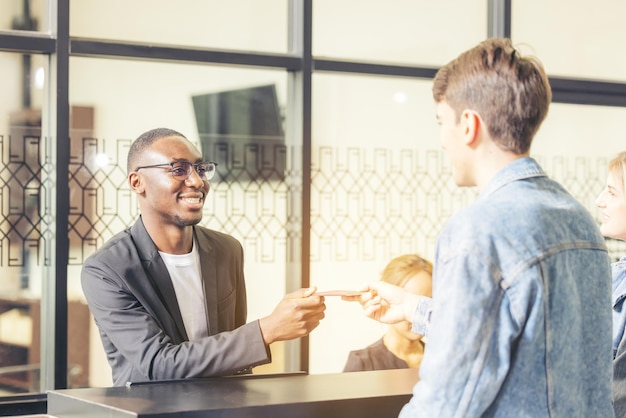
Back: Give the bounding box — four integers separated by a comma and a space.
68, 136, 294, 265
0, 52, 48, 394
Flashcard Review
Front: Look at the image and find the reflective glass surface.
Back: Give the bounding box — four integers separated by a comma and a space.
313, 0, 487, 65
0, 51, 47, 394
309, 73, 450, 374
513, 0, 626, 81
0, 0, 48, 33
70, 0, 289, 53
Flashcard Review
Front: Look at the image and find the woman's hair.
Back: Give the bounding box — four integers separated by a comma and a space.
381, 254, 433, 287
432, 37, 551, 155
609, 151, 626, 194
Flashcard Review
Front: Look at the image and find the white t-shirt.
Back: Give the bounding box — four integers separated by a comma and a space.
159, 239, 208, 341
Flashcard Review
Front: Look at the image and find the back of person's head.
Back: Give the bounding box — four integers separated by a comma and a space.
381, 254, 432, 287
127, 127, 187, 174
432, 37, 552, 155
609, 151, 626, 194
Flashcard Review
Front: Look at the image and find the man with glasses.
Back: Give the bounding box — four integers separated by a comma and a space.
81, 127, 326, 386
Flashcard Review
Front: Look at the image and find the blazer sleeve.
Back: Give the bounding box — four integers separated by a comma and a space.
81, 230, 271, 386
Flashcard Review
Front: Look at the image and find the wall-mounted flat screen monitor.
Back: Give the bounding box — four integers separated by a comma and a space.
192, 84, 286, 182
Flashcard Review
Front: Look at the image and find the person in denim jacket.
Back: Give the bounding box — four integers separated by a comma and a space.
346, 38, 614, 417
596, 151, 626, 417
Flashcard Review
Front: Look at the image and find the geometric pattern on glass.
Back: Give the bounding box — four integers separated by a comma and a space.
69, 136, 292, 265
311, 147, 626, 263
311, 147, 476, 263
0, 133, 42, 278
4, 134, 622, 266
68, 136, 134, 265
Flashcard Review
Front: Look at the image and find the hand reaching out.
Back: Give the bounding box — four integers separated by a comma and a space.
342, 281, 420, 325
259, 287, 326, 345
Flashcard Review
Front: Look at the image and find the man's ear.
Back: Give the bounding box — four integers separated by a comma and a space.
460, 109, 481, 146
128, 172, 145, 194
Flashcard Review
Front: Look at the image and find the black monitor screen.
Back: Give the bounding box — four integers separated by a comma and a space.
192, 84, 285, 181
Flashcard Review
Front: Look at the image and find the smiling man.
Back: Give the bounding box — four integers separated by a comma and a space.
81, 128, 326, 386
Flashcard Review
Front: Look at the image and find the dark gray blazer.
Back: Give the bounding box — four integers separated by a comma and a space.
81, 217, 270, 386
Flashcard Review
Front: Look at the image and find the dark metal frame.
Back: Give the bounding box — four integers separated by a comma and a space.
54, 0, 71, 392
1, 0, 626, 413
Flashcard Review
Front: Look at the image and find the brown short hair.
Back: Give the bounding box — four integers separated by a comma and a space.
432, 38, 552, 155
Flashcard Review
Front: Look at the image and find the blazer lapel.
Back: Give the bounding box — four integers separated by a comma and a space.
130, 218, 188, 341
195, 227, 218, 335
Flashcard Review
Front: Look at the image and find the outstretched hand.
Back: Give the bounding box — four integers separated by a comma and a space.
342, 281, 418, 325
259, 287, 326, 345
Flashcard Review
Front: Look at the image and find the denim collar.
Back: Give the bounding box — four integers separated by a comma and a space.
613, 256, 626, 307
479, 157, 547, 201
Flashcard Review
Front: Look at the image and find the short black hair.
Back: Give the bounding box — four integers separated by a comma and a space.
127, 127, 187, 174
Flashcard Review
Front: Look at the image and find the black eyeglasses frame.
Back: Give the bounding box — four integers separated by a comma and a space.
135, 161, 218, 180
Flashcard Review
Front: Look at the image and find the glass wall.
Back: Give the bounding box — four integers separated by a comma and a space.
2, 1, 626, 411
0, 0, 48, 33
312, 0, 487, 66
512, 0, 626, 81
69, 0, 289, 53
309, 73, 476, 373
0, 51, 49, 394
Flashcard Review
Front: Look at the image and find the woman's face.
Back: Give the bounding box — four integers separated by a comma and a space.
596, 169, 626, 242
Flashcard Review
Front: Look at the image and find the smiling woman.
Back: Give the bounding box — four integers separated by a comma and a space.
596, 152, 626, 243
597, 151, 626, 417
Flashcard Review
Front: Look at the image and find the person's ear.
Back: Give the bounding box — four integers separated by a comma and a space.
128, 172, 145, 194
460, 109, 481, 146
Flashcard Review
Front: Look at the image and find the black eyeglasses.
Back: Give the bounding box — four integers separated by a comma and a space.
135, 161, 218, 181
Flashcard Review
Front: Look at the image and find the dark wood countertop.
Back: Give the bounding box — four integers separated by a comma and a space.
48, 368, 419, 418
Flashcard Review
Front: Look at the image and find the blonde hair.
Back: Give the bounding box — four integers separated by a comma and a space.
608, 151, 626, 195
381, 254, 433, 287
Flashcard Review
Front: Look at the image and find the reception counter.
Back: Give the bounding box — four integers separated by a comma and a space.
47, 368, 419, 418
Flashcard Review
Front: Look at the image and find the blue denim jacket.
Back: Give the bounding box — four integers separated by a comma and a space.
613, 257, 626, 416
612, 257, 626, 359
401, 158, 614, 418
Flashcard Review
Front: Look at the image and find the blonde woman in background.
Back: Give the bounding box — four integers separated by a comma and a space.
596, 150, 626, 417
343, 254, 432, 372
